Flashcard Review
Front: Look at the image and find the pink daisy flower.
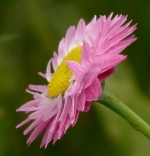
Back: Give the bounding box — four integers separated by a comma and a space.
16, 13, 137, 148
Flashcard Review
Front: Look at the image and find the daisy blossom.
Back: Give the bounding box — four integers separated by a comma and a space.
16, 13, 137, 148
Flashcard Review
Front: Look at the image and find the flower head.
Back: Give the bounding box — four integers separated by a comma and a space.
16, 13, 137, 148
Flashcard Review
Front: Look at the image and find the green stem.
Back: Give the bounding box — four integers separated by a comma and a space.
98, 90, 150, 140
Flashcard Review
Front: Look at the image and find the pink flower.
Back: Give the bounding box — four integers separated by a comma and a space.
16, 13, 137, 148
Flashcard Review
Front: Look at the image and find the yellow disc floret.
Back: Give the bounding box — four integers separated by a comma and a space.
47, 45, 82, 98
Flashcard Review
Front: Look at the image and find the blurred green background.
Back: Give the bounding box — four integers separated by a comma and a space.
1, 0, 150, 155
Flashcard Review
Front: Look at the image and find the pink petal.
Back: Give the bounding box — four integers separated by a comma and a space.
76, 19, 86, 38
38, 72, 46, 78
64, 26, 76, 54
52, 52, 58, 70
16, 118, 30, 128
43, 94, 62, 121
58, 98, 70, 130
24, 118, 41, 135
66, 61, 85, 81
27, 119, 49, 145
29, 85, 47, 92
85, 78, 102, 101
67, 81, 83, 96
84, 101, 91, 112
58, 38, 65, 54
81, 40, 93, 67
86, 15, 96, 30
16, 100, 39, 110
77, 90, 85, 111
46, 59, 52, 82
98, 67, 116, 82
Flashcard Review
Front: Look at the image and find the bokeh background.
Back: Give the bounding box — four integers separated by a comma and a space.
1, 0, 150, 155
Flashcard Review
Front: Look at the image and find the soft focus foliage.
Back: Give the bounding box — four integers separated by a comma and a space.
0, 0, 150, 155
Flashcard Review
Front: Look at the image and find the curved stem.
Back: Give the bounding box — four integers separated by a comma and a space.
98, 90, 150, 140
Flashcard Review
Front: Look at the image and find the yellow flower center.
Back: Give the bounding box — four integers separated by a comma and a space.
47, 45, 82, 98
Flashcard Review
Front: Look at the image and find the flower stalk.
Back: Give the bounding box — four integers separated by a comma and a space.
98, 90, 150, 140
